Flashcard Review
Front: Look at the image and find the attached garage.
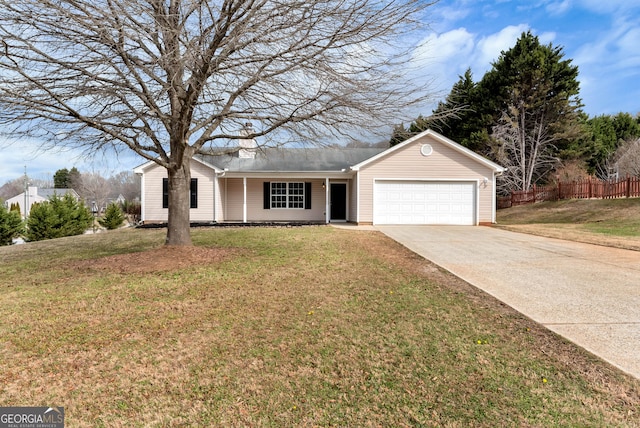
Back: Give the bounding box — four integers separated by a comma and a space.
352, 130, 505, 226
373, 180, 476, 225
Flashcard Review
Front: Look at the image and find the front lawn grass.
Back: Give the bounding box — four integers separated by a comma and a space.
1, 227, 638, 426
497, 198, 640, 250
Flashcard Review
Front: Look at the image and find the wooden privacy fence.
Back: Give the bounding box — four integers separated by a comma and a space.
498, 177, 640, 209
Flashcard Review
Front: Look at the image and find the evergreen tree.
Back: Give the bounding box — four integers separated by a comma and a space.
389, 123, 410, 146
488, 32, 583, 192
54, 167, 82, 189
25, 193, 93, 241
0, 204, 24, 245
98, 202, 125, 230
25, 202, 56, 241
429, 69, 487, 152
572, 113, 640, 174
611, 112, 640, 142
121, 200, 141, 224
53, 168, 70, 188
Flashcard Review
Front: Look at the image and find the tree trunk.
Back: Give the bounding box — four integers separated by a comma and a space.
165, 158, 192, 246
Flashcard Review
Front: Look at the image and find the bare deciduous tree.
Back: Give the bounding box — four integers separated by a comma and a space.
109, 171, 141, 202
0, 0, 436, 245
79, 172, 112, 213
0, 177, 24, 202
613, 138, 640, 179
492, 104, 562, 195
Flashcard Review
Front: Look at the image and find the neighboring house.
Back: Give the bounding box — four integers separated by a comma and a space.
4, 187, 79, 218
103, 193, 126, 211
134, 129, 505, 226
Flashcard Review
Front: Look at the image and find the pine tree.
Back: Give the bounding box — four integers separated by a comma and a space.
53, 168, 70, 188
98, 202, 125, 230
429, 69, 487, 152
25, 194, 93, 241
0, 204, 24, 245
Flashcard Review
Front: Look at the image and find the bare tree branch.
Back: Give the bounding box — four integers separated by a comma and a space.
0, 0, 438, 244
612, 138, 640, 179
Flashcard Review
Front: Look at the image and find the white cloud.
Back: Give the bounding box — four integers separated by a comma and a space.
474, 24, 530, 74
572, 14, 640, 114
615, 27, 640, 68
414, 28, 476, 65
408, 23, 545, 114
425, 1, 474, 33
545, 0, 572, 15
538, 31, 557, 45
422, 23, 558, 81
410, 27, 476, 91
573, 17, 639, 69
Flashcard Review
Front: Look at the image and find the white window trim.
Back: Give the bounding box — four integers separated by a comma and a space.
271, 181, 305, 209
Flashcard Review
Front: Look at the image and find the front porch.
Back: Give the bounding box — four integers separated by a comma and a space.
217, 176, 354, 224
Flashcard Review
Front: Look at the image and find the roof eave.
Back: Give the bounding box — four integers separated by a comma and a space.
351, 129, 505, 173
134, 155, 224, 174
223, 170, 356, 178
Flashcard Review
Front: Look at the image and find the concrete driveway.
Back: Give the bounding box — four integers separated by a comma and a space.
377, 225, 640, 379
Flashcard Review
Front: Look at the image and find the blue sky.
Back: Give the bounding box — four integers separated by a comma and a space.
413, 0, 640, 116
1, 0, 639, 185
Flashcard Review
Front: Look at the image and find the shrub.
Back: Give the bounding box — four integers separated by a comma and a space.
25, 193, 93, 241
121, 200, 141, 224
0, 204, 24, 245
98, 202, 125, 230
10, 202, 21, 214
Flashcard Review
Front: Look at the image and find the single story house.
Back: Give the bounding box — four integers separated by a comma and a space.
134, 129, 504, 226
4, 187, 79, 218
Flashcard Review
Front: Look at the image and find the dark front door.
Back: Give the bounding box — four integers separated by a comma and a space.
330, 183, 347, 221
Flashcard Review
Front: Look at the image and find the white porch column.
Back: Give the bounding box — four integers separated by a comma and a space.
139, 174, 145, 223
325, 177, 330, 223
243, 177, 247, 223
213, 175, 217, 223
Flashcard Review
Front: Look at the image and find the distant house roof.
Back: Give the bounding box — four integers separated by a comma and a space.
5, 187, 78, 202
38, 188, 79, 199
198, 147, 386, 172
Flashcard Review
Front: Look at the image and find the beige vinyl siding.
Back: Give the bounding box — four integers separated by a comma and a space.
349, 177, 358, 222
141, 161, 214, 223
142, 163, 168, 222
224, 178, 244, 221
358, 134, 496, 224
190, 161, 215, 222
222, 178, 326, 222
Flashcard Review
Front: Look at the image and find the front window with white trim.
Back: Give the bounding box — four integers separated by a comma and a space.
271, 182, 304, 209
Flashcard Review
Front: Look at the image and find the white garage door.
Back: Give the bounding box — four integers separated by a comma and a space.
374, 181, 476, 225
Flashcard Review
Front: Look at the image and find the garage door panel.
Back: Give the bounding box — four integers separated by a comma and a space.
374, 181, 475, 225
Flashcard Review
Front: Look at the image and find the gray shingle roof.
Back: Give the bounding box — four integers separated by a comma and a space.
198, 147, 386, 172
38, 188, 77, 198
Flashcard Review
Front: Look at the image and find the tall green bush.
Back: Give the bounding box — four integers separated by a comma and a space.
121, 200, 141, 224
25, 193, 93, 241
0, 204, 24, 245
98, 202, 125, 230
